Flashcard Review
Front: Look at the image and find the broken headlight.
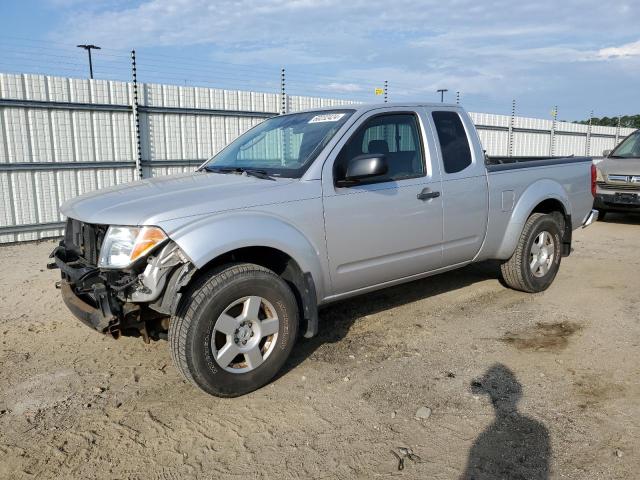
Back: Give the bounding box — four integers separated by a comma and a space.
98, 226, 167, 269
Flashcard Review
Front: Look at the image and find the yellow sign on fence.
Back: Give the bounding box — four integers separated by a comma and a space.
375, 88, 384, 95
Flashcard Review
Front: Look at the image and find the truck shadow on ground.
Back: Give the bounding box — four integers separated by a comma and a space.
459, 363, 551, 480
282, 260, 503, 375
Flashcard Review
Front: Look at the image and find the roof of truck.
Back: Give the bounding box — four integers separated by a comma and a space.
290, 102, 462, 115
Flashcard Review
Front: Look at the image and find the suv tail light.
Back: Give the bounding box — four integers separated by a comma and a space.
590, 163, 597, 197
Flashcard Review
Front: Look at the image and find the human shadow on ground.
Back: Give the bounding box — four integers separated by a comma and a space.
460, 363, 551, 480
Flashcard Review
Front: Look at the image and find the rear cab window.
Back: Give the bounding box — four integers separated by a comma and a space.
432, 111, 472, 174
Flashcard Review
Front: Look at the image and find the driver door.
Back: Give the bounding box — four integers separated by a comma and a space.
322, 109, 444, 296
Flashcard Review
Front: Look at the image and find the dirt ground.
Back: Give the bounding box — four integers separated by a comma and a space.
0, 214, 639, 479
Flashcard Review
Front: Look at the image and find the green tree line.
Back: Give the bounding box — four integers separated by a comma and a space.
575, 115, 640, 129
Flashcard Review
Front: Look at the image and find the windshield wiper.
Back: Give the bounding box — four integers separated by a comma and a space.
204, 166, 277, 181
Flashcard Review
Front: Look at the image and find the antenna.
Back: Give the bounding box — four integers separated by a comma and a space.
76, 44, 101, 79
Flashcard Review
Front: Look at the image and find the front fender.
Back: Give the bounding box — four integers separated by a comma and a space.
494, 179, 571, 259
161, 210, 327, 300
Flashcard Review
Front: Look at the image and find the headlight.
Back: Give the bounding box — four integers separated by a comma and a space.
595, 168, 604, 182
98, 226, 167, 269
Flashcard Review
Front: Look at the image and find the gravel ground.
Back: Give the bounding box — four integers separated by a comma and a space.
0, 214, 639, 479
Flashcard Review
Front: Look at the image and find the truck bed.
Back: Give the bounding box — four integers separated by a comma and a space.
478, 154, 595, 261
486, 156, 592, 172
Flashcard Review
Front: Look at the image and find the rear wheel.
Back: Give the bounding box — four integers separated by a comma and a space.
597, 209, 607, 221
500, 213, 563, 293
169, 263, 299, 397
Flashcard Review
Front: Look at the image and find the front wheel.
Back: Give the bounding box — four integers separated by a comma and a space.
500, 213, 563, 293
169, 263, 299, 397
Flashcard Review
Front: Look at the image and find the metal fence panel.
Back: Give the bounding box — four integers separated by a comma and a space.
555, 134, 586, 157
0, 72, 635, 243
512, 131, 551, 157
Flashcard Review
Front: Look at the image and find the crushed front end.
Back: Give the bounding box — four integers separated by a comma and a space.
49, 218, 193, 342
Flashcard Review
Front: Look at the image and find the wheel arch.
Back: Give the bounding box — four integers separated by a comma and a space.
494, 180, 572, 260
192, 245, 319, 338
167, 212, 325, 338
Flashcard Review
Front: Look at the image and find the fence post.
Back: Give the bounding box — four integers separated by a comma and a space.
280, 68, 290, 163
280, 68, 287, 114
130, 49, 144, 180
615, 115, 621, 146
550, 105, 557, 157
585, 110, 593, 156
508, 99, 516, 157
384, 80, 388, 103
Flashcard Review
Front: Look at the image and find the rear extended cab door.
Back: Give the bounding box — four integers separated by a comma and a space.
424, 107, 489, 265
321, 106, 445, 297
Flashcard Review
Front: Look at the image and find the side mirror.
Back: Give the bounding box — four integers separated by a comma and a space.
343, 154, 388, 183
602, 149, 611, 157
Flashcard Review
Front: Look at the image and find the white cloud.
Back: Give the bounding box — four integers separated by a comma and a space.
322, 82, 364, 93
598, 40, 640, 59
42, 0, 640, 118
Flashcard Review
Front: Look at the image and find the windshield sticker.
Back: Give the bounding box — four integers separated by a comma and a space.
308, 113, 345, 124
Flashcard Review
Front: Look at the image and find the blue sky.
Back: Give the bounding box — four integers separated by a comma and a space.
1, 0, 639, 120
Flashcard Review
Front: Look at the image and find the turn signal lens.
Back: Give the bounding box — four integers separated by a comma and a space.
130, 227, 168, 262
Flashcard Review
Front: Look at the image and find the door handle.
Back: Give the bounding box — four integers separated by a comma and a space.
417, 188, 440, 201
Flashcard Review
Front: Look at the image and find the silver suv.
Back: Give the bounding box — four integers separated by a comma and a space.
595, 130, 640, 219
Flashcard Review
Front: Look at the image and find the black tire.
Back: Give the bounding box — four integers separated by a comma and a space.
169, 263, 299, 397
500, 213, 563, 293
597, 210, 607, 221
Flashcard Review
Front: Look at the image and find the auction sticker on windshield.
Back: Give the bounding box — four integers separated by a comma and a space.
308, 113, 346, 123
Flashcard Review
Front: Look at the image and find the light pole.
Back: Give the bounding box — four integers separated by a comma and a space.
437, 89, 448, 103
77, 44, 101, 79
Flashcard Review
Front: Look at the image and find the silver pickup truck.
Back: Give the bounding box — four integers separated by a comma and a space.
50, 103, 598, 397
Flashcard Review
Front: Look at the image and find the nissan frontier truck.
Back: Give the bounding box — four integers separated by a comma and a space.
50, 103, 598, 397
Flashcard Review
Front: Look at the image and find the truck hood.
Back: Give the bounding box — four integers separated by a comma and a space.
596, 157, 640, 179
60, 171, 300, 226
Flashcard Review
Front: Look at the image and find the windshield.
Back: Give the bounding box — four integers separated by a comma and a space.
610, 131, 640, 158
203, 109, 355, 177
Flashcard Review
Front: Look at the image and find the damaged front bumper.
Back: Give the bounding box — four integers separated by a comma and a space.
59, 280, 117, 332
49, 243, 141, 337
49, 241, 193, 341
